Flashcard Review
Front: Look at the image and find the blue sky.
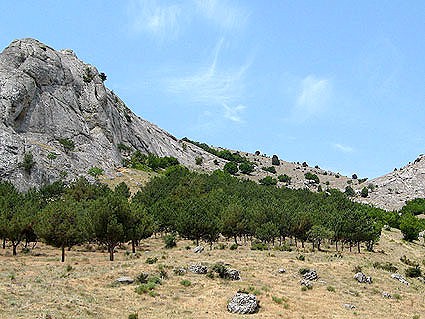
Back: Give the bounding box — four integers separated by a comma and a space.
1, 1, 424, 178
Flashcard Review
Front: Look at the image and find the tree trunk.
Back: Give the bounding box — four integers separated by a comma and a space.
2, 238, 5, 249
132, 240, 136, 254
196, 238, 199, 246
12, 243, 17, 256
349, 242, 352, 252
234, 235, 238, 245
335, 241, 338, 251
317, 240, 321, 251
109, 246, 114, 261
357, 242, 361, 253
61, 245, 65, 262
301, 241, 305, 248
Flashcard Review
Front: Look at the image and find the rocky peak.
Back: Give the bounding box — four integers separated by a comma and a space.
0, 38, 222, 190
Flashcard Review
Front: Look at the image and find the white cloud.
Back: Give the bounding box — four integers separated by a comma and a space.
333, 143, 354, 153
128, 0, 182, 40
292, 75, 332, 121
166, 39, 249, 122
128, 0, 249, 40
223, 104, 246, 123
195, 0, 250, 30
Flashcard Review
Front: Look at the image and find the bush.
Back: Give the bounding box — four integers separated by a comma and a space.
361, 187, 369, 198
195, 157, 203, 165
345, 186, 355, 197
128, 313, 138, 319
373, 261, 398, 273
304, 172, 319, 184
278, 174, 291, 183
145, 257, 158, 264
58, 138, 75, 152
262, 166, 276, 174
299, 268, 310, 275
272, 155, 280, 166
87, 166, 104, 178
399, 214, 422, 241
259, 176, 278, 186
229, 243, 238, 250
251, 240, 268, 251
164, 234, 177, 248
405, 266, 422, 278
297, 255, 305, 261
21, 152, 35, 174
400, 255, 419, 267
224, 162, 238, 175
239, 161, 255, 174
327, 286, 336, 292
180, 279, 191, 287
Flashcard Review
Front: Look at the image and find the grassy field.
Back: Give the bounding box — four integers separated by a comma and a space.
1, 229, 424, 319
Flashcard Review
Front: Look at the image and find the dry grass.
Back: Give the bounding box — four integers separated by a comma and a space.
1, 229, 425, 319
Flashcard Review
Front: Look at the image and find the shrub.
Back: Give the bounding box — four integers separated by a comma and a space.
21, 152, 35, 174
373, 261, 398, 273
224, 162, 238, 175
304, 172, 319, 184
278, 174, 291, 183
345, 186, 355, 197
100, 72, 107, 82
353, 265, 362, 273
83, 67, 94, 83
262, 166, 276, 174
327, 286, 336, 292
195, 157, 203, 165
128, 313, 138, 319
297, 255, 305, 261
145, 257, 158, 264
361, 187, 369, 198
405, 266, 422, 278
117, 143, 131, 152
239, 161, 255, 174
352, 174, 358, 179
302, 162, 308, 167
180, 279, 191, 287
134, 282, 156, 294
87, 166, 104, 178
58, 138, 75, 152
259, 176, 278, 186
272, 296, 284, 304
136, 273, 149, 284
47, 152, 57, 161
229, 243, 238, 250
272, 155, 280, 166
251, 240, 268, 251
400, 214, 422, 242
299, 268, 310, 275
164, 234, 177, 248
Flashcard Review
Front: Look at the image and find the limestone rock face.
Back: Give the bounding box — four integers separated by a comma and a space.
0, 38, 221, 190
358, 154, 425, 210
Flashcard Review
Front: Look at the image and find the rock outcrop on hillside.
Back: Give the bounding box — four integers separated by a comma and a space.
358, 154, 425, 211
0, 38, 221, 190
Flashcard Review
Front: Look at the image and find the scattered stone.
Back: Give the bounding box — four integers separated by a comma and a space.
193, 246, 204, 253
300, 279, 313, 288
227, 293, 259, 314
303, 270, 318, 281
174, 268, 187, 276
382, 292, 392, 299
115, 276, 134, 284
354, 272, 372, 284
226, 268, 241, 281
391, 273, 409, 286
343, 303, 356, 310
278, 268, 286, 274
188, 264, 208, 274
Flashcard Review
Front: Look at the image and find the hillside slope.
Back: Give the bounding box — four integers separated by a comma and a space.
0, 38, 224, 189
358, 154, 425, 211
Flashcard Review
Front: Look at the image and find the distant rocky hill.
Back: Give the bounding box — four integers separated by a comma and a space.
357, 154, 425, 211
0, 38, 224, 190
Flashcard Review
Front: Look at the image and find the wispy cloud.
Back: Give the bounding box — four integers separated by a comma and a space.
128, 0, 182, 40
128, 0, 249, 40
166, 39, 249, 122
333, 143, 354, 153
223, 104, 246, 123
195, 0, 250, 30
292, 75, 332, 122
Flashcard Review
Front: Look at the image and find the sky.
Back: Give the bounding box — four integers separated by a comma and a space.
1, 1, 424, 178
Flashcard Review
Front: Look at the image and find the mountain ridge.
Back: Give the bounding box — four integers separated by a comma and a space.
0, 38, 423, 212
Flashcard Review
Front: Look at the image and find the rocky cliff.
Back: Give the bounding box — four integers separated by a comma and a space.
357, 154, 425, 211
0, 38, 221, 190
